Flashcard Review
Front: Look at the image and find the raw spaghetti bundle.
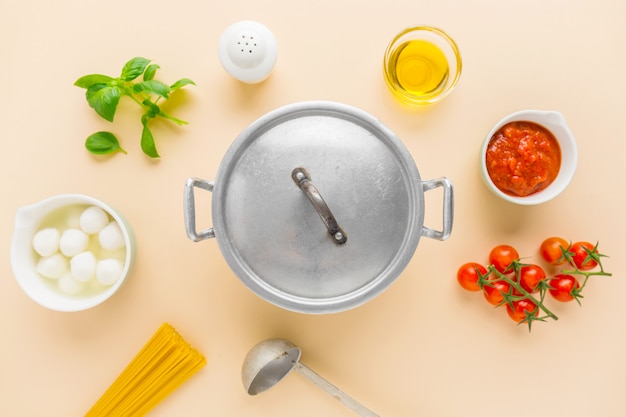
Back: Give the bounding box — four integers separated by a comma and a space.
85, 323, 206, 417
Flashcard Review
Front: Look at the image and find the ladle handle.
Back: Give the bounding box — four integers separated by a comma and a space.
292, 167, 347, 245
294, 362, 380, 417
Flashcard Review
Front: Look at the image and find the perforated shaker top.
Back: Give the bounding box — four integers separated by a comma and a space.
218, 20, 278, 83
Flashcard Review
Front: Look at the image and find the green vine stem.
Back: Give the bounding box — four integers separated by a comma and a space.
479, 263, 557, 323
477, 242, 612, 331
558, 241, 612, 291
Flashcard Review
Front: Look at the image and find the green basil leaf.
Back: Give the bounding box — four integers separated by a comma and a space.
85, 131, 126, 155
86, 84, 121, 122
170, 78, 196, 91
74, 74, 114, 89
140, 123, 160, 158
133, 80, 170, 99
120, 57, 151, 81
143, 64, 160, 81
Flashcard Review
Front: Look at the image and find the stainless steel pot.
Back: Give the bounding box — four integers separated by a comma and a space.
184, 101, 453, 314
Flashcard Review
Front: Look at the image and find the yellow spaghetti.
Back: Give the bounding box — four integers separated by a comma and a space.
85, 322, 206, 417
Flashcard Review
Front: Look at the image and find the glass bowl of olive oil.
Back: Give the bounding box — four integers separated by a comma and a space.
383, 25, 462, 105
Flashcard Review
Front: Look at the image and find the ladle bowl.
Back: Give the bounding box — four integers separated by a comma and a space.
243, 338, 302, 395
242, 338, 380, 417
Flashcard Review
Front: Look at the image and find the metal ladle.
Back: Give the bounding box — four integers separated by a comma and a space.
242, 338, 380, 417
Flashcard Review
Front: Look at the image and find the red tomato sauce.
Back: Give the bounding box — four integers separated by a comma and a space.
485, 121, 561, 197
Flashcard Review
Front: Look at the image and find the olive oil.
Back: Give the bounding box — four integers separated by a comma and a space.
388, 40, 449, 97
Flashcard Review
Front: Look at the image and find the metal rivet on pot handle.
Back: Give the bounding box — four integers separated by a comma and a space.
420, 177, 454, 241
184, 177, 216, 242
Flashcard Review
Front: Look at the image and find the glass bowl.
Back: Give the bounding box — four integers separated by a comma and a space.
383, 25, 462, 105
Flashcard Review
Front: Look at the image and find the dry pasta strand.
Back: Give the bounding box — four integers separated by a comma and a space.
85, 323, 206, 417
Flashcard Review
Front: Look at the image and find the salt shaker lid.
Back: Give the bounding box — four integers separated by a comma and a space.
218, 20, 278, 84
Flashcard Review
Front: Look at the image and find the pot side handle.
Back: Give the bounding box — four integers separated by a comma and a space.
184, 177, 216, 242
420, 177, 454, 241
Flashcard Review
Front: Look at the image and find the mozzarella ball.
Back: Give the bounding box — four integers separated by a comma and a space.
59, 229, 89, 257
32, 228, 60, 257
36, 253, 68, 279
96, 258, 124, 286
98, 222, 126, 251
79, 206, 109, 234
58, 273, 84, 295
70, 251, 97, 282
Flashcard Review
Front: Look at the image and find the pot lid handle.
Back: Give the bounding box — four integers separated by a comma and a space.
292, 167, 347, 245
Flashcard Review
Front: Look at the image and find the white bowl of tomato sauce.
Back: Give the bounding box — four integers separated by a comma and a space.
480, 110, 578, 205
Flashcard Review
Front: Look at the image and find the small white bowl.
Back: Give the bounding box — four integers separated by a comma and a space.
11, 194, 136, 312
480, 110, 578, 205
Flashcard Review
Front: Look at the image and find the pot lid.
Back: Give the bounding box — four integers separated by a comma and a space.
212, 101, 425, 313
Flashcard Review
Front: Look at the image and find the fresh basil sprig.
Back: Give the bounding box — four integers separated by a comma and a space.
75, 57, 195, 158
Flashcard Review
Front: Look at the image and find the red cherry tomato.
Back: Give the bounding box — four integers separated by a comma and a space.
519, 264, 546, 293
489, 245, 519, 273
570, 241, 599, 271
539, 237, 569, 265
506, 299, 539, 323
549, 274, 580, 302
483, 280, 511, 306
457, 262, 488, 292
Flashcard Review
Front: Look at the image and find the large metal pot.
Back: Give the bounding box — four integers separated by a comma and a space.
184, 101, 453, 314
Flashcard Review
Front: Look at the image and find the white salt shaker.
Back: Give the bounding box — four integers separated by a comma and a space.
218, 20, 278, 83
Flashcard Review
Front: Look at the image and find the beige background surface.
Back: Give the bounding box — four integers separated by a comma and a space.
1, 0, 625, 416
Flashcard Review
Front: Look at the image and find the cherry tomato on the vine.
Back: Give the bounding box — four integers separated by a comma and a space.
570, 241, 599, 271
483, 280, 511, 306
519, 264, 546, 293
489, 245, 519, 273
539, 237, 569, 265
506, 299, 539, 323
457, 262, 488, 292
549, 274, 580, 302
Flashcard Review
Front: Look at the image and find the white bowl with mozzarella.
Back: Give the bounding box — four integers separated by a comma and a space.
11, 194, 136, 312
